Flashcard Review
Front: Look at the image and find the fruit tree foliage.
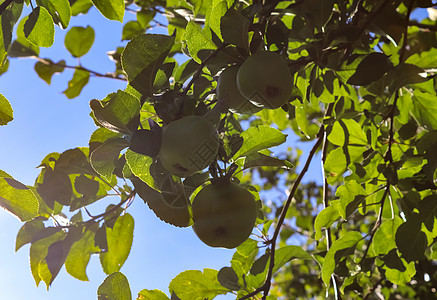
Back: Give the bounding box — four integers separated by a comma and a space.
1, 0, 437, 299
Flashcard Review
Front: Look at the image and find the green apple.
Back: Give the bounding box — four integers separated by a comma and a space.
159, 115, 219, 177
237, 50, 293, 109
216, 66, 262, 114
192, 182, 257, 249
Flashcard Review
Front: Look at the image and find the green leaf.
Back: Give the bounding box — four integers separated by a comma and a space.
98, 272, 132, 300
412, 91, 437, 130
373, 216, 403, 255
324, 146, 366, 184
63, 68, 90, 99
0, 93, 13, 125
29, 230, 65, 286
314, 203, 341, 240
395, 214, 427, 262
90, 90, 141, 134
328, 119, 367, 146
386, 63, 429, 93
137, 289, 169, 300
24, 6, 54, 47
36, 0, 71, 29
207, 0, 227, 40
91, 0, 124, 21
243, 152, 293, 170
184, 21, 216, 63
0, 177, 39, 221
100, 214, 134, 274
347, 52, 393, 86
90, 137, 129, 180
125, 150, 155, 187
15, 219, 45, 251
234, 125, 287, 158
65, 228, 99, 281
383, 257, 416, 286
230, 239, 258, 278
217, 267, 240, 291
335, 180, 366, 219
132, 178, 191, 227
169, 269, 229, 300
36, 168, 73, 208
220, 8, 249, 50
122, 21, 145, 41
321, 231, 362, 286
71, 0, 93, 16
273, 245, 312, 273
34, 59, 65, 84
45, 227, 82, 286
64, 26, 95, 57
418, 194, 437, 232
0, 0, 24, 61
121, 34, 175, 96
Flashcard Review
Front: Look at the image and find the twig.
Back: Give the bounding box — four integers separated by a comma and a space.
0, 0, 14, 16
320, 103, 341, 300
386, 1, 414, 163
181, 43, 227, 96
363, 278, 384, 300
239, 115, 330, 300
34, 57, 126, 81
360, 184, 389, 262
408, 20, 437, 31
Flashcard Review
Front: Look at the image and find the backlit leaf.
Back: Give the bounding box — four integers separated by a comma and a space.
321, 231, 362, 285
0, 93, 13, 125
63, 68, 90, 99
91, 0, 124, 22
169, 269, 228, 300
64, 26, 95, 57
121, 34, 174, 96
98, 272, 132, 300
100, 214, 134, 274
24, 6, 54, 47
36, 0, 71, 28
235, 125, 287, 158
0, 177, 39, 221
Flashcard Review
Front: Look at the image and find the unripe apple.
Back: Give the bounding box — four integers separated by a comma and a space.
237, 50, 293, 109
192, 182, 257, 249
159, 115, 219, 177
216, 66, 262, 114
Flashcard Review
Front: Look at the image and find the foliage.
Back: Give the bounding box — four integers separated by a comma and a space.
1, 0, 437, 299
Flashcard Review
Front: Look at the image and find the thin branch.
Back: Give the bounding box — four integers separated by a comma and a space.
239, 111, 331, 300
181, 43, 227, 96
386, 0, 414, 163
320, 102, 341, 300
0, 0, 14, 16
35, 57, 127, 81
408, 20, 437, 31
360, 184, 389, 262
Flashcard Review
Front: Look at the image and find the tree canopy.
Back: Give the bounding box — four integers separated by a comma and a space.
1, 0, 437, 299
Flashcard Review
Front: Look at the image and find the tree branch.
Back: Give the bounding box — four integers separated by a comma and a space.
35, 57, 127, 81
0, 0, 14, 16
320, 102, 342, 300
239, 104, 334, 300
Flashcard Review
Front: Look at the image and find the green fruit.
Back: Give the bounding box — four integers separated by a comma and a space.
237, 50, 293, 109
159, 115, 219, 177
192, 182, 257, 249
216, 66, 262, 114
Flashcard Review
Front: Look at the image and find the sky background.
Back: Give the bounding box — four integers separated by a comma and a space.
0, 3, 428, 300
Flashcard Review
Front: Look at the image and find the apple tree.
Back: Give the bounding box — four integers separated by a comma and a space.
1, 0, 437, 299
